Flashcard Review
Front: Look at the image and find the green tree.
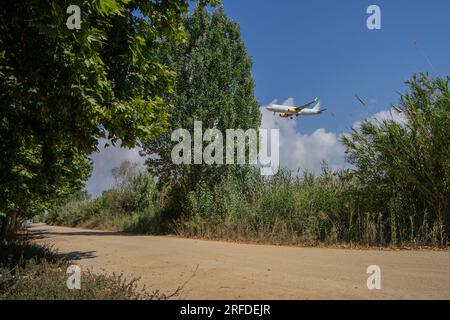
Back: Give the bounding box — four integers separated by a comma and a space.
142, 8, 261, 215
343, 74, 450, 245
0, 0, 218, 238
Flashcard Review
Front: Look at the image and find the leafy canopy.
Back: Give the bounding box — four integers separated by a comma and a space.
0, 0, 219, 219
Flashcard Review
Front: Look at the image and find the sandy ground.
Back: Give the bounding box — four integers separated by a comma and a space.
29, 223, 450, 299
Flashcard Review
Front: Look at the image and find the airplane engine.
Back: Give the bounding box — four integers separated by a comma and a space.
279, 113, 289, 118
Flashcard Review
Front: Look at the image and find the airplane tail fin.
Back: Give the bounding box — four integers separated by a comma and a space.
312, 102, 327, 113
312, 102, 321, 111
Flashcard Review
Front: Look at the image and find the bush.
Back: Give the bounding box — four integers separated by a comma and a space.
178, 168, 368, 245
0, 241, 159, 300
44, 170, 165, 233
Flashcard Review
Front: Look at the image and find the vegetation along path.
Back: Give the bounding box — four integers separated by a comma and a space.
30, 224, 450, 299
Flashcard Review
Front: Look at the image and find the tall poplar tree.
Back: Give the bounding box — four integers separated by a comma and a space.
142, 8, 261, 214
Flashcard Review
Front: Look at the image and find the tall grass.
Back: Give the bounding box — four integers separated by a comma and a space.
176, 168, 444, 246
44, 166, 447, 247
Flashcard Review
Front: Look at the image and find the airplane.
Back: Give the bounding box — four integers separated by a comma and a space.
266, 97, 326, 119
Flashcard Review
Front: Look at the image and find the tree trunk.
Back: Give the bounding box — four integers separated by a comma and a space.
0, 216, 6, 242
1, 214, 11, 241
0, 212, 17, 241
10, 212, 17, 234
14, 215, 23, 233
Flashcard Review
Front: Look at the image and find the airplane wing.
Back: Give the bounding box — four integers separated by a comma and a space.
295, 97, 318, 111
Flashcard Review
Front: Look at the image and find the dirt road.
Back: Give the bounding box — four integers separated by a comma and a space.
30, 224, 450, 299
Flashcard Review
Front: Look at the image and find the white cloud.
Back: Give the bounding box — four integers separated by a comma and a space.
85, 139, 145, 197
282, 97, 295, 106
261, 98, 347, 174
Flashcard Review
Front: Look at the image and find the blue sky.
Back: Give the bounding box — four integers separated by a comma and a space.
222, 0, 450, 134
86, 1, 450, 196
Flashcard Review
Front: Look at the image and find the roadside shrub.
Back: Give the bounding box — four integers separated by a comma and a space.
0, 241, 159, 300
45, 170, 161, 232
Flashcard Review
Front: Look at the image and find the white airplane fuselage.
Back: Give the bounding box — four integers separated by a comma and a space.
266, 101, 324, 118
266, 104, 320, 115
